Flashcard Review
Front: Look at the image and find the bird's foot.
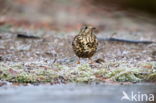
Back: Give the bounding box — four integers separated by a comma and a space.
89, 58, 94, 64
77, 58, 80, 64
77, 61, 80, 64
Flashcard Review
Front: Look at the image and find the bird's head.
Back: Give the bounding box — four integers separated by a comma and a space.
79, 25, 96, 35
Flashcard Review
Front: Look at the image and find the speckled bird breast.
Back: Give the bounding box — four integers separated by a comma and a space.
72, 34, 98, 58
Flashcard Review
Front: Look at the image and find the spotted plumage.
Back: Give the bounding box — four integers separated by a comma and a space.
72, 25, 98, 63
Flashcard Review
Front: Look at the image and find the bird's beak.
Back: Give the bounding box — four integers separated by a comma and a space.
91, 27, 98, 33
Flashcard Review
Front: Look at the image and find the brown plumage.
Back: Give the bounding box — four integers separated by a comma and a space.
72, 25, 98, 63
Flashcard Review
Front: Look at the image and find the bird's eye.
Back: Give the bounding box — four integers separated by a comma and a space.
84, 26, 88, 29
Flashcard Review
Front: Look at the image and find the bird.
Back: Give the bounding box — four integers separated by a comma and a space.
72, 25, 98, 64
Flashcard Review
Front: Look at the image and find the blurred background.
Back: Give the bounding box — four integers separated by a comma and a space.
0, 0, 156, 32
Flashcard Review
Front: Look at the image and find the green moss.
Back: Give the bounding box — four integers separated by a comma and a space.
104, 68, 141, 82
0, 24, 12, 32
146, 72, 156, 82
0, 62, 155, 83
113, 71, 141, 82
66, 64, 96, 83
94, 68, 107, 76
14, 73, 36, 83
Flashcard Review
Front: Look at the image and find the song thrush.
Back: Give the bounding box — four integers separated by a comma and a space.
72, 25, 98, 64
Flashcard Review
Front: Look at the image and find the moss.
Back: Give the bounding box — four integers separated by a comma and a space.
146, 72, 156, 82
113, 71, 141, 82
104, 68, 142, 82
94, 68, 107, 76
0, 62, 155, 83
66, 64, 96, 83
0, 24, 12, 32
14, 73, 36, 83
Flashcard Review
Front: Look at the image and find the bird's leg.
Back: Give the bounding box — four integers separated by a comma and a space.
77, 58, 80, 64
89, 58, 93, 64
